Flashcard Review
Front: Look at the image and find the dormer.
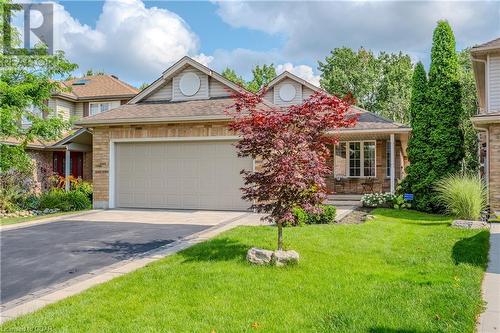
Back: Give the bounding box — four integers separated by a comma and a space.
130, 57, 245, 104
262, 71, 320, 107
471, 38, 500, 114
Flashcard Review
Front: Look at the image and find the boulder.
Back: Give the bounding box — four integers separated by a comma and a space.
247, 247, 273, 265
272, 250, 300, 266
452, 220, 488, 229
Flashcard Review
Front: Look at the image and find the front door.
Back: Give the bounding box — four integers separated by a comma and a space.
53, 152, 84, 179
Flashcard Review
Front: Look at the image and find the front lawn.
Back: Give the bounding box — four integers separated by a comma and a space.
1, 209, 489, 332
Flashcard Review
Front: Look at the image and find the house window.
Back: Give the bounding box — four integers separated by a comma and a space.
334, 141, 376, 178
89, 102, 111, 116
349, 142, 361, 177
363, 142, 376, 177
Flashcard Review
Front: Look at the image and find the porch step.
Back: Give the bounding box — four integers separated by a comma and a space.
326, 194, 362, 207
327, 200, 362, 207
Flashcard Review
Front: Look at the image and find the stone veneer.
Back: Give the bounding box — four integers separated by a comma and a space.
92, 122, 234, 208
27, 150, 53, 193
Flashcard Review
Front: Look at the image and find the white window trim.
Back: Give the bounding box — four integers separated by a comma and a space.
89, 102, 111, 116
334, 140, 377, 178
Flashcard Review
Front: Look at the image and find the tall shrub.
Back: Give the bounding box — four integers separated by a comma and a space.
427, 21, 464, 211
402, 62, 434, 210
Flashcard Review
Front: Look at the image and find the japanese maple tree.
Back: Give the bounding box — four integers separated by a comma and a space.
227, 90, 357, 250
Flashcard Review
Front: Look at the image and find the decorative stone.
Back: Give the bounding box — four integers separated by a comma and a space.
247, 247, 273, 265
365, 215, 375, 220
452, 220, 488, 229
272, 250, 300, 266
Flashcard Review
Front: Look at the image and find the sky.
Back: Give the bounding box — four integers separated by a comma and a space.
15, 0, 500, 87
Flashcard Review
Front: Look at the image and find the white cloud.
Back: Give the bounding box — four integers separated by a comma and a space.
216, 1, 500, 64
46, 0, 201, 84
192, 53, 214, 67
276, 63, 320, 87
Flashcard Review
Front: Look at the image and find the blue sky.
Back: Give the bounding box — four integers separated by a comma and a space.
22, 1, 500, 87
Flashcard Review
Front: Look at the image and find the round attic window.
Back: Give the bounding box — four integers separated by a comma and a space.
279, 83, 296, 102
179, 72, 200, 96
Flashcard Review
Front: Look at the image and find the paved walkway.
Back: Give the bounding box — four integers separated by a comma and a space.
478, 222, 500, 332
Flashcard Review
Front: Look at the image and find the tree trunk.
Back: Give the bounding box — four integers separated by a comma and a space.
277, 223, 283, 251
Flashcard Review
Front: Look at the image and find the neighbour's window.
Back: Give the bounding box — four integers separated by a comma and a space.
21, 104, 43, 128
90, 102, 111, 116
334, 141, 376, 177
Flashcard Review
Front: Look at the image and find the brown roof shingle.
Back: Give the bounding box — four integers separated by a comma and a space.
56, 75, 139, 100
76, 97, 409, 132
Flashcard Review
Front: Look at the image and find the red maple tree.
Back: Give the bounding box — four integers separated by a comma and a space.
227, 90, 357, 250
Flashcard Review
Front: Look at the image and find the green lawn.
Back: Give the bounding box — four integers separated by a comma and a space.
0, 210, 88, 226
1, 209, 489, 332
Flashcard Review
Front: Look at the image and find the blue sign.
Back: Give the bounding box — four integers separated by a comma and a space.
403, 193, 414, 201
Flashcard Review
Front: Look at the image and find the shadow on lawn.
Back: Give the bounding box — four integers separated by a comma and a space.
369, 327, 438, 333
180, 237, 249, 262
374, 209, 451, 224
452, 230, 490, 269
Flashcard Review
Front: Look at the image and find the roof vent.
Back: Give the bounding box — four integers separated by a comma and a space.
73, 79, 90, 86
111, 75, 119, 80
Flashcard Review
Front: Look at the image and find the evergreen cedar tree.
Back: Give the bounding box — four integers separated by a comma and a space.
403, 21, 464, 212
401, 62, 434, 211
227, 90, 357, 250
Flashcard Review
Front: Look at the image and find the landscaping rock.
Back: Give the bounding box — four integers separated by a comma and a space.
247, 247, 273, 265
452, 220, 488, 229
272, 250, 300, 266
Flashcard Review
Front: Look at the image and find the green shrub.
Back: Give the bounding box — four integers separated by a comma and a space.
73, 181, 93, 201
39, 189, 91, 212
20, 195, 41, 211
393, 195, 411, 210
292, 207, 308, 226
292, 205, 336, 225
435, 173, 486, 220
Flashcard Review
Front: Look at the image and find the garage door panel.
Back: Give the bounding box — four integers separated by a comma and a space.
116, 141, 251, 211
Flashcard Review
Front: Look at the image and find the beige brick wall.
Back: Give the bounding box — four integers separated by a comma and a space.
92, 122, 234, 208
489, 124, 500, 213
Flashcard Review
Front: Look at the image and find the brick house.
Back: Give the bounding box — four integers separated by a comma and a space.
1, 74, 138, 191
77, 57, 410, 210
471, 38, 500, 215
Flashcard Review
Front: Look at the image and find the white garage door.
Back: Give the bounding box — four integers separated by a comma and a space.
115, 141, 252, 211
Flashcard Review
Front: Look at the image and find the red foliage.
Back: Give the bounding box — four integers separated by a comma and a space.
227, 90, 358, 226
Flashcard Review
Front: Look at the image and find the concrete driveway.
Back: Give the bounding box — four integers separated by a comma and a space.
1, 209, 249, 305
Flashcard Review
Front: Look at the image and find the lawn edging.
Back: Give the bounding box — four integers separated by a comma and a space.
0, 210, 100, 231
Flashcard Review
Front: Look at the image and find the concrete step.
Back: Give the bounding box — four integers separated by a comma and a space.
328, 195, 362, 200
326, 200, 362, 207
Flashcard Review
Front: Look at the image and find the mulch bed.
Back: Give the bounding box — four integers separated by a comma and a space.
337, 207, 373, 225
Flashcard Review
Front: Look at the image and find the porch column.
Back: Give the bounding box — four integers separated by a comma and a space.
65, 148, 70, 192
390, 133, 395, 194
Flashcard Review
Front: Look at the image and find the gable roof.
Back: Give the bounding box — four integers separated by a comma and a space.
129, 56, 248, 104
54, 75, 139, 101
263, 71, 323, 94
471, 37, 500, 54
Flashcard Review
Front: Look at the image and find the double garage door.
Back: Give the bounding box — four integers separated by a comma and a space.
115, 141, 252, 211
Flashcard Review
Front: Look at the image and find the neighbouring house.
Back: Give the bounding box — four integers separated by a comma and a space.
77, 57, 410, 210
471, 38, 500, 215
1, 74, 139, 191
